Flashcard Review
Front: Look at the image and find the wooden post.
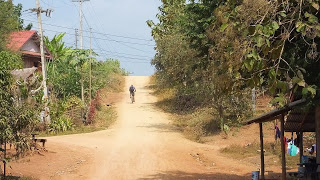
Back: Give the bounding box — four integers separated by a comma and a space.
299, 131, 303, 165
280, 113, 286, 180
316, 106, 320, 174
259, 123, 265, 180
3, 142, 6, 179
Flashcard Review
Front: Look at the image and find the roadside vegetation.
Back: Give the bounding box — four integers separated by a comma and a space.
0, 1, 126, 177
148, 0, 320, 142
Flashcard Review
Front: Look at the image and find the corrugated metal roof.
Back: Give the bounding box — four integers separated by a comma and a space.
243, 98, 315, 132
284, 109, 315, 132
243, 99, 306, 125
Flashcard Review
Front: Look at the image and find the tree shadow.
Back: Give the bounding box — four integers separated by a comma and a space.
0, 175, 22, 180
137, 171, 250, 180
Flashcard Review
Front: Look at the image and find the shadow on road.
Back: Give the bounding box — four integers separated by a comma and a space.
137, 171, 250, 180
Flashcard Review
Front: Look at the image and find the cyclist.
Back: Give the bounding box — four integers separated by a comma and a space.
129, 85, 136, 102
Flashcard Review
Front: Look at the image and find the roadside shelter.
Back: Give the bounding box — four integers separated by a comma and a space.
243, 99, 320, 179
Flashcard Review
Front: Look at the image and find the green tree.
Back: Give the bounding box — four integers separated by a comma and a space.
0, 1, 33, 51
0, 51, 40, 177
148, 0, 252, 132
0, 0, 19, 51
207, 0, 320, 105
44, 33, 70, 61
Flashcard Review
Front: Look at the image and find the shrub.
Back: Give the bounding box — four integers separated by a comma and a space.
49, 115, 73, 133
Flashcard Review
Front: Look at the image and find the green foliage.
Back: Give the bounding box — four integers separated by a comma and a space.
44, 33, 70, 61
209, 0, 320, 106
49, 115, 73, 133
0, 1, 32, 50
44, 33, 126, 132
63, 96, 85, 110
47, 57, 81, 98
0, 0, 19, 51
0, 51, 40, 155
14, 3, 33, 31
149, 0, 254, 134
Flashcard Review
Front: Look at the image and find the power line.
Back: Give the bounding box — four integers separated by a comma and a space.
84, 2, 116, 54
41, 28, 154, 47
63, 42, 153, 61
45, 30, 154, 58
23, 18, 153, 42
23, 19, 155, 47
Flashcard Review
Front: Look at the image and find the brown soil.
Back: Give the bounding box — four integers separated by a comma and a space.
7, 76, 283, 179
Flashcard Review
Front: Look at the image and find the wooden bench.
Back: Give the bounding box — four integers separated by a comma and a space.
31, 133, 47, 151
33, 138, 47, 148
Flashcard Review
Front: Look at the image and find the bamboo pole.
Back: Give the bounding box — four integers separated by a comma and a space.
259, 123, 265, 179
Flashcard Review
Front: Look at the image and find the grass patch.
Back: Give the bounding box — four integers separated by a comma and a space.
176, 108, 220, 142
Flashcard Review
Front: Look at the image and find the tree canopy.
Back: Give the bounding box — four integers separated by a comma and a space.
0, 0, 32, 51
148, 0, 320, 131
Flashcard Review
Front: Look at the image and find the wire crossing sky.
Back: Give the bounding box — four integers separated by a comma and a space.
15, 0, 161, 76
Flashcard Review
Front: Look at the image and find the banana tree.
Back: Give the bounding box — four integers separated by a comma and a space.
65, 49, 97, 102
44, 33, 71, 79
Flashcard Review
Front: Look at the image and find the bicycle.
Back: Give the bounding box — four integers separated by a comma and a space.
130, 92, 135, 103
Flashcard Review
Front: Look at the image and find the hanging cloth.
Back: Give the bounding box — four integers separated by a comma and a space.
284, 137, 287, 152
290, 143, 298, 156
287, 142, 291, 155
275, 125, 281, 140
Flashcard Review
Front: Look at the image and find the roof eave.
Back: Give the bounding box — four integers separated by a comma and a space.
243, 98, 307, 125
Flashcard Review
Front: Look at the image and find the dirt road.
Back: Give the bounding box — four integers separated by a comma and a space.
11, 76, 253, 180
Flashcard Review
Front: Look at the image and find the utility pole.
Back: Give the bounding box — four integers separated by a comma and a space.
72, 0, 89, 49
89, 27, 92, 102
31, 0, 53, 124
72, 0, 89, 102
75, 28, 78, 49
80, 0, 83, 49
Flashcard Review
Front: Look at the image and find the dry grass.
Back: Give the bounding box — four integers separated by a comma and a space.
221, 142, 300, 168
148, 82, 220, 142
107, 74, 125, 92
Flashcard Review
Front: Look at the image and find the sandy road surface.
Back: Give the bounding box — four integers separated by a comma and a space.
12, 76, 254, 180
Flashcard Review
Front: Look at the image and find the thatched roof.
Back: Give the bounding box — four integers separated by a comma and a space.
11, 67, 37, 81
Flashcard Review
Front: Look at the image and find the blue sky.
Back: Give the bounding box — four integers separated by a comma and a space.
14, 0, 161, 76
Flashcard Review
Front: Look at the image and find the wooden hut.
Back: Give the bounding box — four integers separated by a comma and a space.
244, 99, 320, 179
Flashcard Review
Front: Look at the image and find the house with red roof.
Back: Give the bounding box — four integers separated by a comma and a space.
7, 30, 51, 72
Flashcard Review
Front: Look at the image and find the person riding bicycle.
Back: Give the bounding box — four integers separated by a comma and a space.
129, 85, 136, 100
